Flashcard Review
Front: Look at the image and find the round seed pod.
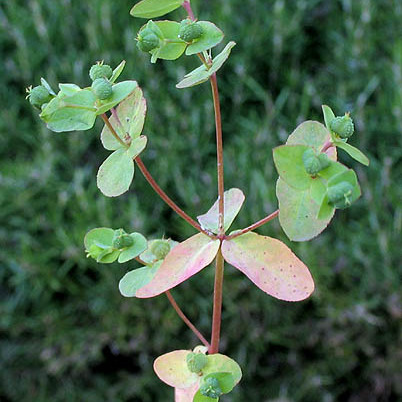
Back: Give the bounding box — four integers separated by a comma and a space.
137, 28, 160, 52
303, 156, 322, 176
330, 114, 354, 139
179, 22, 203, 42
27, 85, 53, 109
200, 377, 223, 399
150, 240, 171, 260
89, 62, 113, 81
186, 352, 208, 373
317, 153, 331, 170
112, 229, 134, 250
327, 181, 354, 209
91, 78, 113, 100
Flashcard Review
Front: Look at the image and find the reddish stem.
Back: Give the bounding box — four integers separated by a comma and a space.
182, 1, 195, 20
166, 291, 210, 349
210, 249, 224, 354
100, 113, 126, 147
321, 140, 334, 153
135, 156, 209, 235
226, 209, 280, 240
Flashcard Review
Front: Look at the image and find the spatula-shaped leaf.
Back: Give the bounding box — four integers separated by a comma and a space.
110, 60, 126, 84
222, 232, 314, 301
186, 21, 224, 55
101, 87, 147, 150
177, 42, 236, 89
154, 350, 199, 389
322, 105, 335, 131
273, 145, 312, 190
95, 81, 138, 115
197, 188, 245, 234
119, 261, 161, 297
334, 140, 370, 166
276, 178, 334, 241
136, 233, 220, 298
97, 148, 135, 197
118, 232, 148, 263
131, 0, 183, 19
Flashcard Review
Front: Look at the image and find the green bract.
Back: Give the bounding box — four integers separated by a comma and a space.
91, 78, 113, 100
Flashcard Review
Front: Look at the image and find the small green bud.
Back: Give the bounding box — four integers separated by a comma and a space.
178, 21, 203, 42
137, 28, 160, 52
186, 352, 208, 373
327, 181, 354, 209
303, 149, 331, 176
150, 239, 171, 260
200, 376, 222, 399
330, 113, 354, 139
26, 85, 53, 109
86, 244, 104, 259
112, 229, 134, 250
91, 78, 113, 100
89, 62, 113, 81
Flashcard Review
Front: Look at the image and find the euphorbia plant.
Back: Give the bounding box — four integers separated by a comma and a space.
26, 0, 369, 400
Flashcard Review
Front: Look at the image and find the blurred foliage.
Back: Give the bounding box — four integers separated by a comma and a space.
0, 0, 401, 401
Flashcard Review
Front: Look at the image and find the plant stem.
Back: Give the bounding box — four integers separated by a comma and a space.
226, 209, 280, 240
166, 291, 210, 349
210, 73, 225, 237
135, 156, 209, 235
321, 140, 335, 153
182, 1, 195, 20
100, 113, 126, 147
210, 250, 224, 354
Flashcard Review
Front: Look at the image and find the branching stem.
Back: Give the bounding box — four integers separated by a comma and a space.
166, 291, 210, 349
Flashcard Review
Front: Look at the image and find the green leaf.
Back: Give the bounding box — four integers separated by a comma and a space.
118, 233, 148, 263
136, 233, 220, 298
40, 78, 56, 95
322, 105, 335, 131
84, 228, 120, 264
153, 350, 199, 388
186, 21, 224, 55
287, 121, 337, 160
202, 373, 235, 394
149, 21, 187, 62
221, 232, 314, 301
334, 140, 370, 166
273, 145, 312, 190
110, 60, 126, 84
101, 87, 147, 150
317, 194, 335, 220
193, 392, 218, 402
203, 354, 242, 386
126, 135, 148, 158
130, 0, 183, 19
96, 148, 135, 197
59, 83, 81, 97
119, 261, 161, 297
177, 42, 236, 89
318, 160, 348, 181
95, 81, 138, 115
197, 188, 245, 234
41, 89, 97, 133
276, 178, 334, 241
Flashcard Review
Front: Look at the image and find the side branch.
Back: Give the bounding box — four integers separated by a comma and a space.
166, 291, 210, 349
135, 156, 209, 235
226, 209, 279, 240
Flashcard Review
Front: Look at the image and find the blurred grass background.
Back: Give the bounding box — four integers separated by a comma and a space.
0, 0, 401, 400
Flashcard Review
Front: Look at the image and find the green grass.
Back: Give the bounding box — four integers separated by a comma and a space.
0, 0, 401, 401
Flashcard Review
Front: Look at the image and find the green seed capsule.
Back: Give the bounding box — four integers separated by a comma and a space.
112, 229, 134, 250
327, 181, 354, 209
27, 85, 53, 109
317, 153, 331, 170
89, 62, 113, 81
137, 28, 160, 52
91, 78, 113, 100
186, 352, 208, 373
200, 377, 222, 399
179, 22, 203, 42
330, 113, 354, 139
150, 240, 171, 260
303, 156, 322, 176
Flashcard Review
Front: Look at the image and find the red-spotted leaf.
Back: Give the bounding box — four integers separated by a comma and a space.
197, 188, 245, 234
136, 233, 220, 298
221, 232, 314, 301
154, 350, 199, 389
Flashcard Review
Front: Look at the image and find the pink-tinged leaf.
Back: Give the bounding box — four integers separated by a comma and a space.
175, 384, 199, 402
154, 350, 199, 389
136, 233, 220, 298
197, 188, 245, 234
221, 232, 314, 302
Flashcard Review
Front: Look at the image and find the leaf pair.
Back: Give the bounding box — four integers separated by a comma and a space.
97, 87, 148, 197
154, 349, 242, 401
120, 188, 314, 302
